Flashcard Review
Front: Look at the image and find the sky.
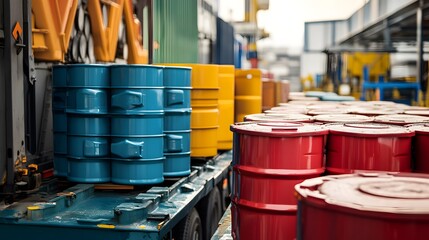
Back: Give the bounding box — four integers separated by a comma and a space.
218, 0, 367, 50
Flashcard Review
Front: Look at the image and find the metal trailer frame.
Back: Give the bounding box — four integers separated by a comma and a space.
0, 152, 231, 240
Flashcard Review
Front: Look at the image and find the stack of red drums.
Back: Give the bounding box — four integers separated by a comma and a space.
230, 122, 328, 240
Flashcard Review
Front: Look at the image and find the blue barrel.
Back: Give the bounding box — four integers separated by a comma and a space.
110, 88, 164, 114
110, 64, 163, 87
164, 109, 191, 131
162, 67, 191, 177
67, 157, 111, 183
111, 157, 164, 185
164, 152, 191, 177
66, 64, 111, 183
111, 135, 164, 159
164, 130, 191, 153
110, 64, 165, 185
111, 113, 164, 136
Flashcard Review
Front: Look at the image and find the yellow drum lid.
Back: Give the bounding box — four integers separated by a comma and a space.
235, 69, 262, 96
191, 107, 219, 128
191, 128, 218, 157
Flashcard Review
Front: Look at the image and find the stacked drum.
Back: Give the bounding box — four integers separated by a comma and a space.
217, 65, 235, 150
189, 64, 220, 157
110, 65, 165, 184
230, 122, 328, 240
66, 64, 111, 183
52, 65, 68, 177
234, 69, 262, 122
163, 66, 192, 176
407, 124, 429, 173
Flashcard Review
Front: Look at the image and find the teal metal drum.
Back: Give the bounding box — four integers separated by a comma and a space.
110, 88, 164, 114
164, 109, 191, 131
163, 152, 191, 177
164, 130, 191, 153
111, 135, 164, 159
67, 157, 111, 183
110, 64, 163, 87
111, 157, 164, 185
163, 66, 191, 87
321, 95, 355, 102
111, 113, 164, 136
67, 64, 109, 88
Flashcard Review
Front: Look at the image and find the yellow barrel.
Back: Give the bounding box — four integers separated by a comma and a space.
235, 69, 262, 122
218, 65, 235, 150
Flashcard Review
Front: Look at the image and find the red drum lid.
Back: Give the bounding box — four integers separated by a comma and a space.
314, 114, 373, 123
326, 123, 414, 137
295, 173, 429, 214
231, 122, 328, 137
244, 113, 313, 123
374, 114, 429, 125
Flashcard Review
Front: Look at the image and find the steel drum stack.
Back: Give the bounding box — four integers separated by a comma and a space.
52, 65, 68, 177
66, 64, 111, 183
163, 66, 192, 176
109, 65, 165, 184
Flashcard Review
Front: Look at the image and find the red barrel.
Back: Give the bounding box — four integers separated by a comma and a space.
295, 173, 429, 240
314, 114, 373, 123
407, 124, 429, 173
326, 123, 414, 174
374, 114, 429, 125
230, 122, 328, 240
244, 113, 313, 123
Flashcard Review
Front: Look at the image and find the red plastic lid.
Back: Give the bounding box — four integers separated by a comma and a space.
231, 122, 328, 137
244, 113, 313, 123
314, 114, 373, 123
326, 123, 414, 137
406, 124, 429, 135
374, 114, 429, 125
404, 110, 429, 116
295, 173, 429, 214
